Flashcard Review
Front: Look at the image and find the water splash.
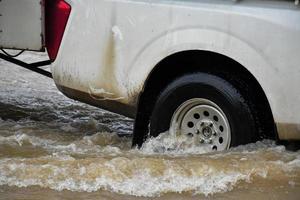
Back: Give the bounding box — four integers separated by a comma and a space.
0, 52, 300, 198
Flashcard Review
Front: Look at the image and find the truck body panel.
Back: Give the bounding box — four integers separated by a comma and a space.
51, 0, 300, 139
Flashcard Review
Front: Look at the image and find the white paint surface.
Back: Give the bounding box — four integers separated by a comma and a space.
50, 0, 300, 138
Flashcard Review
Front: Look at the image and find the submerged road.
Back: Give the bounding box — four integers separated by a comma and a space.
0, 52, 299, 200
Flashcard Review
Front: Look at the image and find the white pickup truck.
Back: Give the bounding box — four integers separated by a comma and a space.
1, 0, 300, 152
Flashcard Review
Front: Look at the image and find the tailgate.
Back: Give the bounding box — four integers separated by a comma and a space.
0, 0, 44, 51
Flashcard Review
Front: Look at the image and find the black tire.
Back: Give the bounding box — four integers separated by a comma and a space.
149, 72, 256, 148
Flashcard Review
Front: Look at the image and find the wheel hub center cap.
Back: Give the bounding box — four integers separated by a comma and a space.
202, 127, 212, 138
197, 120, 216, 139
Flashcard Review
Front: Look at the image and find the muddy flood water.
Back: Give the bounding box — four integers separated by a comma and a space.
0, 52, 300, 200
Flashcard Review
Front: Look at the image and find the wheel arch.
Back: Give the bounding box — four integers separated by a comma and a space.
133, 50, 277, 146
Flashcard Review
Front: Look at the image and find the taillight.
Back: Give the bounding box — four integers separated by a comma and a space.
45, 0, 71, 61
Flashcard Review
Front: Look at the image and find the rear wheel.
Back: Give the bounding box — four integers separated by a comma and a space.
149, 72, 257, 152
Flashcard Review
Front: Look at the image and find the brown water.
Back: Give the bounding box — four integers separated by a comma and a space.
0, 52, 299, 200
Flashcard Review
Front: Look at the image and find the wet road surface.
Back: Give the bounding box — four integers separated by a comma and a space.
0, 52, 299, 199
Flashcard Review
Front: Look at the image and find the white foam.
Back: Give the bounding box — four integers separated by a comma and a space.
0, 132, 127, 156
139, 131, 212, 155
0, 158, 268, 197
0, 133, 55, 147
0, 137, 299, 197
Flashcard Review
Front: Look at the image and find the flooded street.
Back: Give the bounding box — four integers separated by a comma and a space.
0, 52, 300, 200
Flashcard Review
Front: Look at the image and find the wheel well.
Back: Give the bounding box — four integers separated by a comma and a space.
133, 50, 277, 146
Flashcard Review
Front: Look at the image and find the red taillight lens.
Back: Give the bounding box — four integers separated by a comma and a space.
45, 0, 71, 61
